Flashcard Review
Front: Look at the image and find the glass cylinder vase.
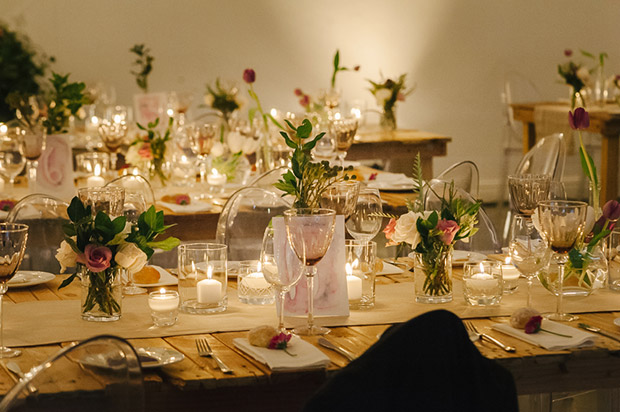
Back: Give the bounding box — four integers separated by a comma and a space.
380, 106, 397, 131
412, 247, 453, 303
79, 264, 123, 322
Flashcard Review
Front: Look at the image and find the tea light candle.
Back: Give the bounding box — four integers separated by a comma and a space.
86, 164, 105, 187
241, 272, 270, 289
466, 273, 500, 293
501, 264, 520, 282
148, 289, 180, 312
197, 278, 222, 304
346, 262, 363, 301
207, 168, 227, 186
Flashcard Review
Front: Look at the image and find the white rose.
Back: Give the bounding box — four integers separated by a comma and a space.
211, 141, 225, 157
56, 240, 77, 273
125, 145, 142, 166
227, 131, 244, 153
583, 205, 595, 235
391, 211, 431, 247
115, 243, 148, 275
576, 67, 590, 83
374, 89, 392, 106
204, 94, 214, 107
241, 137, 259, 155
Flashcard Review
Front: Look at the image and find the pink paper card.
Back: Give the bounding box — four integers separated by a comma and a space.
272, 215, 349, 318
133, 92, 167, 126
35, 135, 75, 200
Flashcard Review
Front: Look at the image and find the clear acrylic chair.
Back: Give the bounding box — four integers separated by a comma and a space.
514, 133, 566, 180
0, 335, 144, 412
432, 160, 480, 198
247, 165, 290, 191
6, 194, 70, 273
216, 187, 291, 261
105, 174, 156, 207
424, 181, 501, 255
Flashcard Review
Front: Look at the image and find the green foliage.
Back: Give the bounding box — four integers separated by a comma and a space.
42, 72, 88, 134
274, 119, 354, 208
330, 49, 359, 89
125, 205, 179, 259
206, 78, 240, 116
130, 44, 154, 92
0, 23, 53, 122
368, 73, 413, 113
134, 117, 174, 184
212, 152, 243, 182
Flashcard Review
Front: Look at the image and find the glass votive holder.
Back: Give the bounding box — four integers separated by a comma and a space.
463, 260, 503, 306
237, 260, 275, 305
77, 186, 125, 217
148, 289, 179, 327
207, 169, 226, 196
501, 259, 520, 294
178, 243, 228, 314
76, 152, 110, 177
345, 240, 377, 310
608, 228, 620, 291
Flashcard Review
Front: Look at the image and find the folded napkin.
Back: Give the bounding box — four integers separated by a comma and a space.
233, 336, 330, 371
492, 320, 596, 350
366, 172, 416, 189
158, 201, 212, 213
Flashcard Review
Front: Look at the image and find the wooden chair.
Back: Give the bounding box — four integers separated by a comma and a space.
0, 335, 144, 412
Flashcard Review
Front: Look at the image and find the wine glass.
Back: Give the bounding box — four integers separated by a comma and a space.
260, 227, 303, 333
0, 223, 28, 357
98, 120, 128, 171
345, 188, 383, 241
319, 180, 360, 220
537, 200, 587, 322
0, 137, 26, 188
22, 127, 45, 189
284, 208, 336, 336
508, 174, 551, 216
509, 214, 551, 308
330, 117, 358, 169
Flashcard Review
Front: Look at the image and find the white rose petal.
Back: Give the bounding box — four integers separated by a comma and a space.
374, 89, 392, 106
115, 243, 148, 275
56, 239, 77, 273
577, 67, 590, 83
211, 141, 225, 157
204, 94, 214, 107
391, 211, 432, 248
227, 131, 244, 153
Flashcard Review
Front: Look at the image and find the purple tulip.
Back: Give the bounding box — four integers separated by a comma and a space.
299, 95, 310, 108
294, 88, 303, 97
243, 68, 256, 84
564, 49, 573, 57
603, 200, 620, 221
568, 108, 590, 130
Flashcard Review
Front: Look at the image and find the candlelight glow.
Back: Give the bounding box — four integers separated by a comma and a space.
345, 262, 352, 276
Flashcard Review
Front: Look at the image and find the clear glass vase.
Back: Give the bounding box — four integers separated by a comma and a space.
79, 264, 123, 322
380, 106, 397, 131
412, 247, 453, 303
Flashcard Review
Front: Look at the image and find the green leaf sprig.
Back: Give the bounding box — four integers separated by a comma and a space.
42, 72, 88, 135
330, 50, 360, 89
130, 44, 154, 93
125, 205, 180, 259
134, 117, 174, 184
274, 119, 354, 208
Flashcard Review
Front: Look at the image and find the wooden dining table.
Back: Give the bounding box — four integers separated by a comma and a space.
3, 270, 620, 411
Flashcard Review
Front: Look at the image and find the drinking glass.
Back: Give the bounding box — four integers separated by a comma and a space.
345, 188, 383, 241
78, 187, 126, 218
0, 137, 26, 188
284, 208, 336, 336
509, 214, 551, 308
98, 120, 128, 171
319, 180, 360, 220
508, 174, 551, 216
537, 200, 587, 321
330, 117, 358, 168
22, 127, 45, 189
313, 133, 337, 162
0, 223, 28, 357
122, 192, 148, 295
260, 227, 303, 332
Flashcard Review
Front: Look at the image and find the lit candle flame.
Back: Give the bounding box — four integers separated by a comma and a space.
504, 256, 511, 265
159, 287, 166, 294
94, 164, 101, 177
352, 258, 359, 269
207, 265, 213, 279
211, 168, 220, 176
113, 114, 122, 124
345, 262, 352, 276
479, 262, 485, 273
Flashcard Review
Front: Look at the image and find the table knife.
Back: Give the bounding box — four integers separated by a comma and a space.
578, 323, 620, 343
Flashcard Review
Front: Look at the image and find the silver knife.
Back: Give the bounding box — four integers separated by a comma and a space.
578, 323, 620, 343
318, 338, 356, 362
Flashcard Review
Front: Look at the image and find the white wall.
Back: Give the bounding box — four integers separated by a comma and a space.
3, 0, 620, 200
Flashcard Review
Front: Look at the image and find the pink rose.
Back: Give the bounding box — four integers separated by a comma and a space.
138, 143, 153, 160
383, 218, 397, 244
294, 88, 303, 97
80, 244, 112, 273
299, 95, 310, 107
437, 219, 460, 245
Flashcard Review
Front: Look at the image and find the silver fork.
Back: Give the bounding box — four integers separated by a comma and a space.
465, 321, 516, 353
195, 338, 233, 374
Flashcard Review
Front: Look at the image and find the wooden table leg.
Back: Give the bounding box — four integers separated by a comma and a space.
522, 122, 536, 154
600, 132, 619, 202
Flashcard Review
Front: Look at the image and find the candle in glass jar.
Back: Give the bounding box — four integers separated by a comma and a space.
86, 164, 105, 187
148, 289, 180, 312
501, 264, 520, 281
197, 275, 222, 304
207, 169, 227, 186
345, 262, 363, 301
466, 273, 500, 293
241, 272, 270, 289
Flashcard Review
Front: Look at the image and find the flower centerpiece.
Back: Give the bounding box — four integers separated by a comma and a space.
557, 49, 607, 109
130, 44, 154, 93
368, 73, 414, 131
274, 119, 353, 208
383, 155, 481, 303
125, 117, 174, 186
42, 72, 89, 135
204, 78, 243, 142
56, 197, 179, 321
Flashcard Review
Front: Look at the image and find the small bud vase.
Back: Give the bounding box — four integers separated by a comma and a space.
79, 264, 123, 322
380, 106, 397, 132
412, 246, 453, 303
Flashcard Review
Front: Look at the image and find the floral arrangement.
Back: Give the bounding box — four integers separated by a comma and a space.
383, 154, 480, 297
294, 88, 323, 113
0, 22, 53, 122
212, 151, 243, 182
130, 44, 154, 93
558, 49, 606, 109
274, 119, 353, 208
204, 78, 242, 128
368, 73, 414, 130
56, 197, 179, 315
126, 117, 174, 185
330, 49, 360, 89
42, 72, 89, 135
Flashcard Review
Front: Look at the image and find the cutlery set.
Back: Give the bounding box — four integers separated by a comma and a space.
465, 321, 516, 353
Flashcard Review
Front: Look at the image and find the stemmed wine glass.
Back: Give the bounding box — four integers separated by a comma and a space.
0, 223, 28, 357
319, 180, 360, 221
508, 174, 551, 216
260, 227, 303, 333
345, 188, 383, 241
284, 208, 336, 336
536, 200, 587, 322
0, 137, 26, 189
98, 120, 128, 172
330, 117, 358, 169
122, 192, 148, 295
22, 128, 45, 189
509, 214, 551, 308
